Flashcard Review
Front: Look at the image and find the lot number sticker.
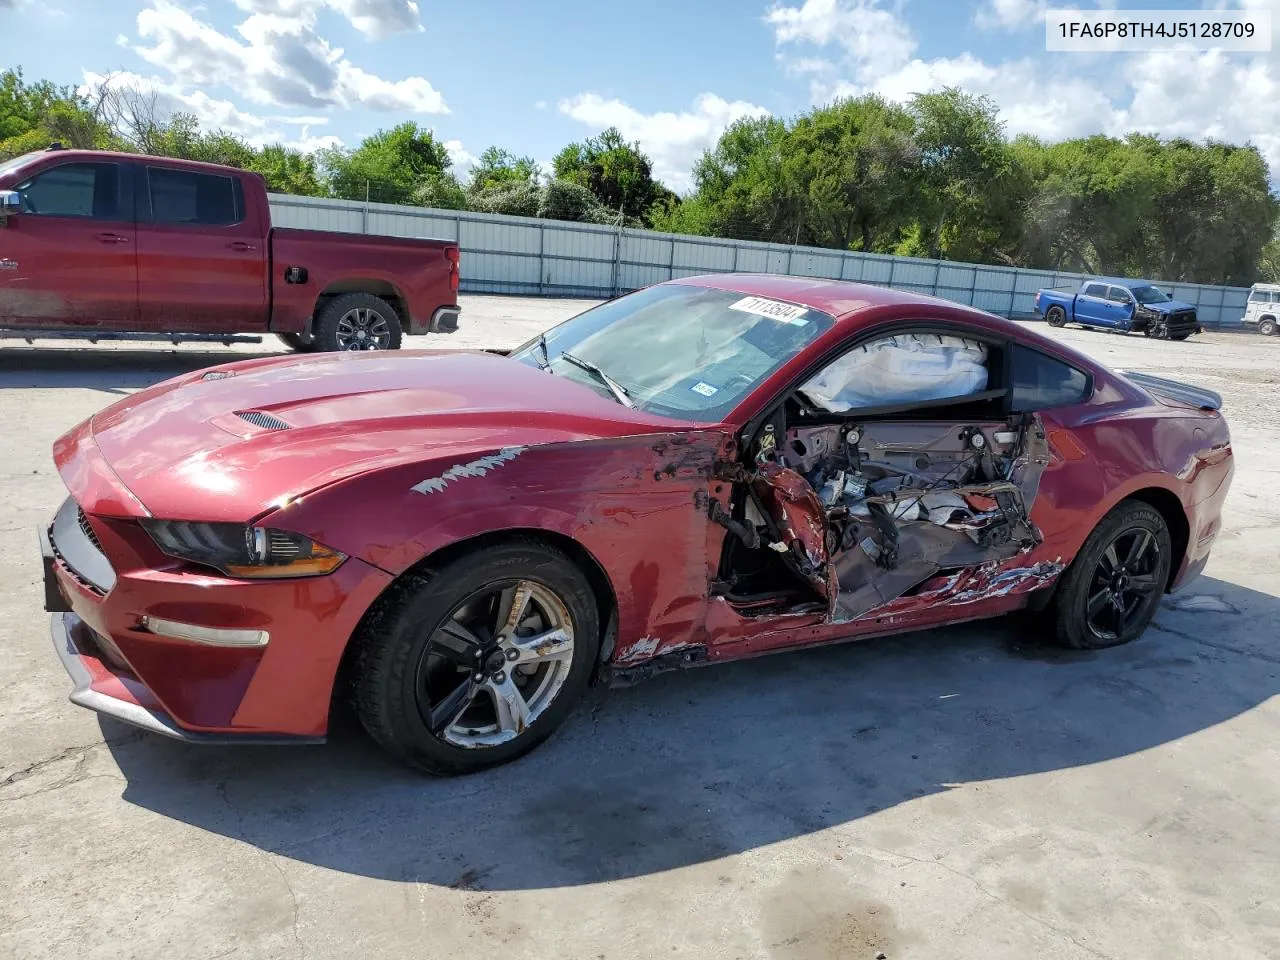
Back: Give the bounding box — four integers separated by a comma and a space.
729, 296, 809, 325
691, 381, 719, 397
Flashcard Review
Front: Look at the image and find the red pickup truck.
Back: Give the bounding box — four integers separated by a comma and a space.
0, 145, 460, 351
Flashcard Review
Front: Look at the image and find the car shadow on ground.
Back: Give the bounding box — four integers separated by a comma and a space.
103, 575, 1277, 891
0, 348, 284, 392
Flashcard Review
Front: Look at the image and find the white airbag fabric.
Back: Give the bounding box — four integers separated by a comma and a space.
800, 334, 989, 412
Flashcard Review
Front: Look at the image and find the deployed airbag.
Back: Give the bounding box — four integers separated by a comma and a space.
800, 334, 989, 412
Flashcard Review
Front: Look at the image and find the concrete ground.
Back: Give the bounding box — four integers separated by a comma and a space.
2, 297, 1278, 960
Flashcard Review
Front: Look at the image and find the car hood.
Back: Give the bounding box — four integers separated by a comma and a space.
1141, 299, 1196, 314
70, 350, 695, 522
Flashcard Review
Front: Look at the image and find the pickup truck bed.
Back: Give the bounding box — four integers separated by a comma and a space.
0, 146, 460, 352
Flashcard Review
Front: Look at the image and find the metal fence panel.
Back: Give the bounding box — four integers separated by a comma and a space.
267, 193, 1255, 328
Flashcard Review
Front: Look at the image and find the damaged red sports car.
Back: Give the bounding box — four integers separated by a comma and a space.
41, 275, 1234, 774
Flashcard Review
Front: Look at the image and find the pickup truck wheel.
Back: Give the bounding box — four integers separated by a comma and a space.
1259, 318, 1278, 336
277, 332, 319, 353
1045, 305, 1067, 328
1169, 332, 1192, 341
314, 293, 403, 352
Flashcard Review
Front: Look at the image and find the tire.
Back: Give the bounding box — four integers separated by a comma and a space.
1045, 305, 1067, 328
313, 293, 403, 352
1259, 318, 1278, 337
276, 332, 319, 353
348, 540, 601, 775
1170, 332, 1191, 341
1048, 501, 1172, 650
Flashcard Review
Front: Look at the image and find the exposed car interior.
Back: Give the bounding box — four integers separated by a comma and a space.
712, 327, 1075, 622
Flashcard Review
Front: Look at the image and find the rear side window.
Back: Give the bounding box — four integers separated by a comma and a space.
1010, 344, 1089, 411
1081, 283, 1107, 297
15, 162, 121, 219
148, 167, 243, 226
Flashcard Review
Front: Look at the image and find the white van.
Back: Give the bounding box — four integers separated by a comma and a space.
1243, 283, 1280, 335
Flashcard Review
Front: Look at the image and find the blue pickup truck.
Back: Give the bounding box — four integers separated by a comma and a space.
1034, 278, 1201, 340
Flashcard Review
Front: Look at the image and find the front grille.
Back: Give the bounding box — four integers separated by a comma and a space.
50, 498, 115, 594
77, 508, 102, 552
1166, 310, 1198, 333
236, 410, 291, 431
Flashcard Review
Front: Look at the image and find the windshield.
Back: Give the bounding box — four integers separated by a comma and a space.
1131, 285, 1170, 304
0, 152, 43, 183
509, 284, 836, 422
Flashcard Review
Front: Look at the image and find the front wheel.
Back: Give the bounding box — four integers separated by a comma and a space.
348, 540, 600, 775
1259, 318, 1278, 336
1048, 501, 1172, 649
313, 293, 403, 352
1045, 305, 1067, 328
1170, 332, 1192, 341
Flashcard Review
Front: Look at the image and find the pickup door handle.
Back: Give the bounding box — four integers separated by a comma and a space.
228, 241, 257, 251
96, 232, 129, 244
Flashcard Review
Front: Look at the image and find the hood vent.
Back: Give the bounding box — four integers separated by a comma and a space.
236, 410, 292, 431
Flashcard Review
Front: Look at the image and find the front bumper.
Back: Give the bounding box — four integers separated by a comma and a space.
40, 497, 394, 741
50, 611, 319, 744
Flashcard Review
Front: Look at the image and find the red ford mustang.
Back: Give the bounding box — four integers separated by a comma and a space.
41, 276, 1234, 775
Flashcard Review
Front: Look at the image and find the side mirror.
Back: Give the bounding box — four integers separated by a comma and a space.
0, 191, 19, 223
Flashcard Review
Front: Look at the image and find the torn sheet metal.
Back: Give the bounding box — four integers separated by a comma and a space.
411, 446, 527, 495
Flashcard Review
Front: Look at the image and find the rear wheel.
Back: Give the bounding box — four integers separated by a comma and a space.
348, 541, 600, 775
313, 293, 403, 352
1045, 305, 1067, 328
1259, 318, 1278, 336
1049, 501, 1172, 649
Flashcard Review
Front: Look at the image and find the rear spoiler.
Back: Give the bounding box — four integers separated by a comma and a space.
1119, 371, 1222, 411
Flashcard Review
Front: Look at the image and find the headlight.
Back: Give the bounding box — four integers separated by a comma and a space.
141, 520, 346, 579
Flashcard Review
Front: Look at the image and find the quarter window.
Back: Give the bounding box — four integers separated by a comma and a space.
15, 162, 121, 219
1010, 344, 1089, 411
148, 167, 243, 226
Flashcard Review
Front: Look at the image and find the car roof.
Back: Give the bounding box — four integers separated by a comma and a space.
1252, 282, 1280, 290
670, 273, 986, 323
1084, 277, 1160, 287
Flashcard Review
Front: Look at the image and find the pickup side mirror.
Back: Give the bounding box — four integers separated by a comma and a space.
0, 190, 19, 222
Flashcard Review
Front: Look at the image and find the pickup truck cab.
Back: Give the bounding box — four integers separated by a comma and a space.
1034, 277, 1201, 341
0, 145, 461, 351
1242, 282, 1280, 336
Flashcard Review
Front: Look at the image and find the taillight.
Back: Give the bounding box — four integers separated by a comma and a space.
445, 246, 460, 293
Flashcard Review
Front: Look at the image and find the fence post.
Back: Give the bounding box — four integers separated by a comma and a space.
1008, 270, 1018, 319
732, 244, 739, 274
539, 221, 546, 296
888, 258, 897, 290
611, 221, 622, 297
362, 180, 369, 234
931, 260, 941, 297
668, 237, 676, 281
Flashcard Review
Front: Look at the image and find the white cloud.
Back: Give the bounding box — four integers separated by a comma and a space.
229, 0, 422, 40
974, 0, 1045, 30
131, 0, 446, 113
558, 92, 770, 191
444, 138, 475, 177
82, 69, 343, 154
766, 0, 916, 84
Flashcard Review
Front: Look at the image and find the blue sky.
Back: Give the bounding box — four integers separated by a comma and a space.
1, 0, 1277, 191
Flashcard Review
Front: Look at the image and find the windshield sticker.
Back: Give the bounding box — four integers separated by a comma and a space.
691, 381, 719, 397
729, 296, 809, 325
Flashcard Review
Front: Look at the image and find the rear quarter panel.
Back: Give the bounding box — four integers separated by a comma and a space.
1033, 372, 1232, 588
268, 228, 458, 334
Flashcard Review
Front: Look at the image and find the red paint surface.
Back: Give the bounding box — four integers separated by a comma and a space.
0, 150, 458, 336
50, 275, 1233, 738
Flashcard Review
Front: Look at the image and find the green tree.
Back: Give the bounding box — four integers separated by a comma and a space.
0, 68, 113, 158
553, 127, 663, 221
321, 122, 452, 204
468, 146, 539, 193
908, 88, 1023, 262
247, 144, 325, 196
